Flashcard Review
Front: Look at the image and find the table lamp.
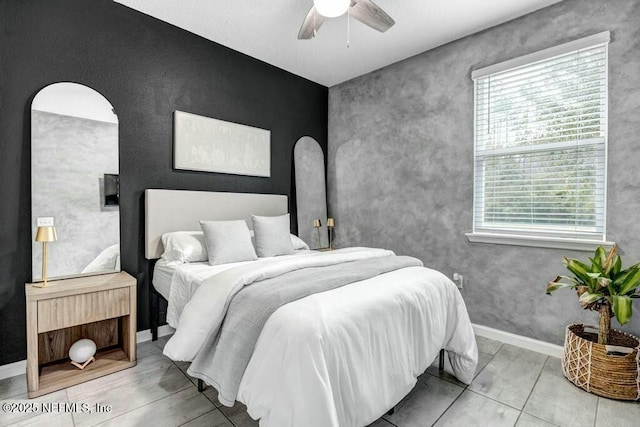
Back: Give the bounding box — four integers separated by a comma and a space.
313, 219, 322, 249
327, 217, 335, 250
34, 225, 57, 287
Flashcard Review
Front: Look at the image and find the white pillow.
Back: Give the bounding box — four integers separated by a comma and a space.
290, 234, 310, 250
249, 231, 309, 251
252, 214, 295, 257
161, 231, 208, 264
200, 220, 258, 266
82, 244, 120, 273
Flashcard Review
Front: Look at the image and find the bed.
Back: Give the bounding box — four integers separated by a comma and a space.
145, 189, 478, 427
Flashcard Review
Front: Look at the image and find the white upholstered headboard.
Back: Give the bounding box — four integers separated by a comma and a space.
145, 189, 288, 259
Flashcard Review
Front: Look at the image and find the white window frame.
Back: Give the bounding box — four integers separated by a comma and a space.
466, 31, 615, 251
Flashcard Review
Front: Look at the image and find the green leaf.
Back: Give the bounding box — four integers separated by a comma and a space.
546, 283, 572, 294
613, 295, 633, 325
579, 291, 604, 306
614, 270, 631, 285
588, 259, 604, 275
546, 279, 575, 295
612, 267, 636, 292
557, 275, 580, 285
607, 282, 616, 298
564, 258, 595, 286
595, 246, 607, 269
613, 255, 622, 275
618, 268, 640, 296
564, 257, 592, 271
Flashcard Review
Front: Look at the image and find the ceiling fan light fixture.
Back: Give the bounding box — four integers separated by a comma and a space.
314, 0, 350, 18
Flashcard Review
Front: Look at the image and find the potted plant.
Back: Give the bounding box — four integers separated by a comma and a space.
546, 245, 640, 400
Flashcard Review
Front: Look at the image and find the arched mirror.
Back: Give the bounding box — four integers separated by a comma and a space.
31, 82, 119, 281
294, 136, 328, 249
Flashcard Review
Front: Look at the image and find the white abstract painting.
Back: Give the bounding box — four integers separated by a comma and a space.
174, 110, 270, 177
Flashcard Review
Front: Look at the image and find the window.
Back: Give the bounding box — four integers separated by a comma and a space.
467, 32, 613, 250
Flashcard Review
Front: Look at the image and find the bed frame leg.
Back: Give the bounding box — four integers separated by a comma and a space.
150, 290, 159, 341
197, 379, 205, 392
439, 349, 445, 371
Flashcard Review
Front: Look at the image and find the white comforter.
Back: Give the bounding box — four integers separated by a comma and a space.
162, 248, 477, 427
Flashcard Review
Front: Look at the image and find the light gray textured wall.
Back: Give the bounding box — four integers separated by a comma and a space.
32, 110, 119, 279
295, 136, 328, 249
328, 0, 640, 345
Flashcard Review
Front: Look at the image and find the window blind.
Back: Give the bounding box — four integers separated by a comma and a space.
473, 37, 608, 241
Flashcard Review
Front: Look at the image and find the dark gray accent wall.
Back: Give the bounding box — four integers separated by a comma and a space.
328, 0, 640, 345
0, 0, 327, 365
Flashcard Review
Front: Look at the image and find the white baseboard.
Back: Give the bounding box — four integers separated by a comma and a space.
0, 326, 176, 381
0, 360, 26, 382
136, 325, 175, 343
473, 323, 563, 359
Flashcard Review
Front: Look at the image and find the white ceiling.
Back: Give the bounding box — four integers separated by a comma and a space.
114, 0, 562, 87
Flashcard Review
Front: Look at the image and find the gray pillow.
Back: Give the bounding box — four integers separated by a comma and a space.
199, 220, 258, 266
252, 214, 295, 257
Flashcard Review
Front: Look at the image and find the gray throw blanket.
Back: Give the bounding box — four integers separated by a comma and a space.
188, 255, 423, 405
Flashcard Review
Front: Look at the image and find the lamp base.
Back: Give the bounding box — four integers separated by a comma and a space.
32, 281, 53, 288
34, 241, 53, 288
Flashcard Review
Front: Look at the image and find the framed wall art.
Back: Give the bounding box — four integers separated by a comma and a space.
173, 110, 271, 177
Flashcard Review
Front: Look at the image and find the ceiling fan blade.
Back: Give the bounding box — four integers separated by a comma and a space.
298, 6, 326, 39
350, 0, 395, 33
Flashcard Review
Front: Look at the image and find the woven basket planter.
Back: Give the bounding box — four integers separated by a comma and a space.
562, 324, 640, 401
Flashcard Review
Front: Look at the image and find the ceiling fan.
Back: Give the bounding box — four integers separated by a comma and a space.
298, 0, 395, 40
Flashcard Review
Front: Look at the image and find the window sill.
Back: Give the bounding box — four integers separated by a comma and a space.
465, 232, 615, 251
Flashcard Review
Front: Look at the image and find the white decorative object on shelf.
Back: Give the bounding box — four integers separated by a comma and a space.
69, 339, 97, 370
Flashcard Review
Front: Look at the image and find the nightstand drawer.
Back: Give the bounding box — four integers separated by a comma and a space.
37, 287, 130, 332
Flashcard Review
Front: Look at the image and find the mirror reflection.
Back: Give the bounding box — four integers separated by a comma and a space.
31, 82, 120, 280
294, 136, 328, 249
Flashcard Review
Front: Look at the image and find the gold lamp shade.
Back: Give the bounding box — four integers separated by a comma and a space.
326, 218, 335, 228
313, 219, 322, 228
35, 225, 57, 242
34, 225, 57, 287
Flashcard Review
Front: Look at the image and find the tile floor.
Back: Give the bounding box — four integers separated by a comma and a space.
1, 335, 638, 426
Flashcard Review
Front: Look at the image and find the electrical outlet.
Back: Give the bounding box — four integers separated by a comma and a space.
452, 272, 464, 289
36, 217, 54, 227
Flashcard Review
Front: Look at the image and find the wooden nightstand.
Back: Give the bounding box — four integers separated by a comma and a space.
25, 271, 137, 398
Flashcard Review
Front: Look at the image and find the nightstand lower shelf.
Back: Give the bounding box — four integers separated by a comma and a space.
33, 348, 135, 398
